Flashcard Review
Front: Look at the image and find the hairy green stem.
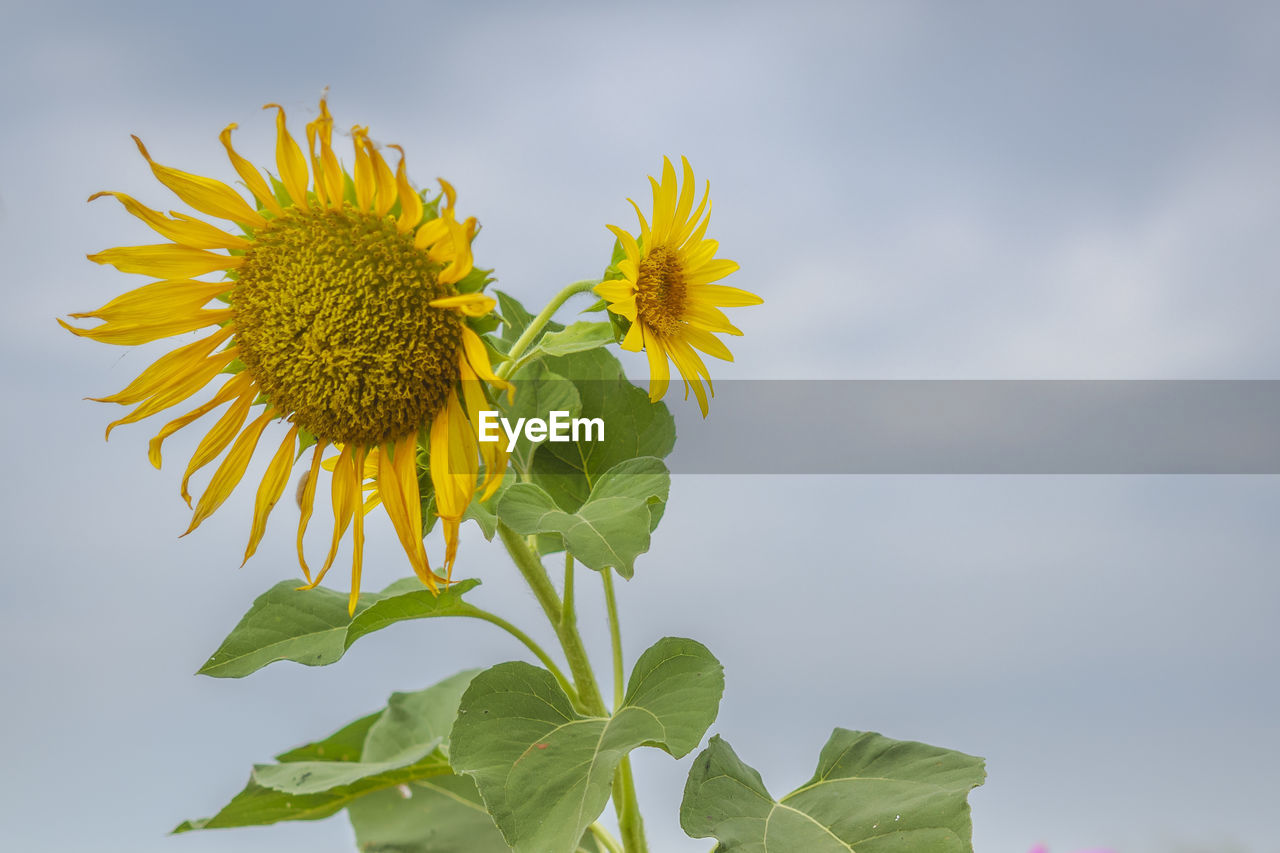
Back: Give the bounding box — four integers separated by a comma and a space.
496, 278, 599, 379
497, 522, 607, 716
602, 568, 625, 709
602, 569, 648, 852
587, 822, 626, 853
458, 606, 577, 706
562, 551, 577, 634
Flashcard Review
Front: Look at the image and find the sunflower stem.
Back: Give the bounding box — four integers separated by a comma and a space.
497, 522, 606, 715
603, 568, 648, 853
587, 822, 626, 853
562, 551, 577, 634
497, 278, 599, 378
602, 568, 625, 709
457, 606, 578, 707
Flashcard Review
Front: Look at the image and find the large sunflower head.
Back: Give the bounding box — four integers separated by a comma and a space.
63, 97, 510, 613
594, 156, 762, 416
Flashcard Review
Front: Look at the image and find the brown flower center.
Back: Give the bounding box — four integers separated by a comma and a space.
232, 206, 460, 445
634, 245, 688, 337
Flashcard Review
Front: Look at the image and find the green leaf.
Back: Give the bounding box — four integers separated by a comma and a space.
451, 637, 723, 853
177, 671, 480, 834
348, 775, 606, 853
344, 579, 483, 651
536, 321, 616, 357
680, 730, 987, 853
496, 360, 582, 475
173, 740, 451, 833
347, 775, 511, 852
530, 347, 675, 512
273, 712, 381, 763
497, 457, 669, 577
199, 578, 482, 678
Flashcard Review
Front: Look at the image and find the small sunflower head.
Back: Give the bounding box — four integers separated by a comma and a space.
595, 156, 762, 416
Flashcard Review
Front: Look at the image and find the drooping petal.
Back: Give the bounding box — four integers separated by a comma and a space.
91, 325, 233, 406
390, 145, 422, 233
88, 192, 249, 250
148, 372, 253, 468
184, 408, 276, 535
296, 442, 327, 583
59, 308, 232, 346
263, 104, 310, 210
642, 326, 671, 402
132, 135, 265, 227
351, 126, 375, 212
365, 138, 397, 218
218, 124, 284, 215
376, 433, 438, 590
429, 392, 478, 525
242, 424, 301, 565
458, 326, 513, 399
346, 445, 368, 616
459, 357, 507, 500
304, 443, 358, 589
179, 389, 253, 506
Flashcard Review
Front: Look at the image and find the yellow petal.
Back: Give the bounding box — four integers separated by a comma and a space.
314, 99, 344, 210
429, 293, 495, 317
91, 325, 232, 406
668, 156, 697, 243
621, 319, 644, 352
459, 357, 507, 500
642, 326, 671, 402
132, 135, 265, 227
296, 442, 327, 583
347, 445, 368, 616
242, 424, 300, 565
179, 389, 253, 506
351, 126, 374, 211
681, 326, 735, 361
459, 326, 513, 398
307, 443, 358, 589
593, 279, 635, 303
59, 308, 233, 346
606, 224, 641, 265
430, 393, 477, 522
219, 123, 284, 215
686, 258, 741, 286
390, 145, 423, 233
680, 301, 743, 336
692, 283, 763, 307
366, 138, 397, 218
672, 178, 711, 248
88, 192, 248, 250
88, 244, 240, 278
377, 433, 438, 590
68, 278, 231, 325
148, 372, 253, 469
648, 157, 678, 244
263, 104, 310, 210
184, 408, 275, 535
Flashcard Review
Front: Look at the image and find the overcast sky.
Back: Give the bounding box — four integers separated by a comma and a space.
2, 2, 1278, 852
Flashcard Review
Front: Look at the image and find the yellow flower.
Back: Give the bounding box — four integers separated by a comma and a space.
594, 156, 762, 416
63, 98, 509, 614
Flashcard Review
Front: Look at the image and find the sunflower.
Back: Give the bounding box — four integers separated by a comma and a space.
63, 97, 509, 613
594, 156, 762, 416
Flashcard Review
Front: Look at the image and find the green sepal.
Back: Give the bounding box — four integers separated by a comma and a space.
681, 731, 987, 852
451, 637, 723, 853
